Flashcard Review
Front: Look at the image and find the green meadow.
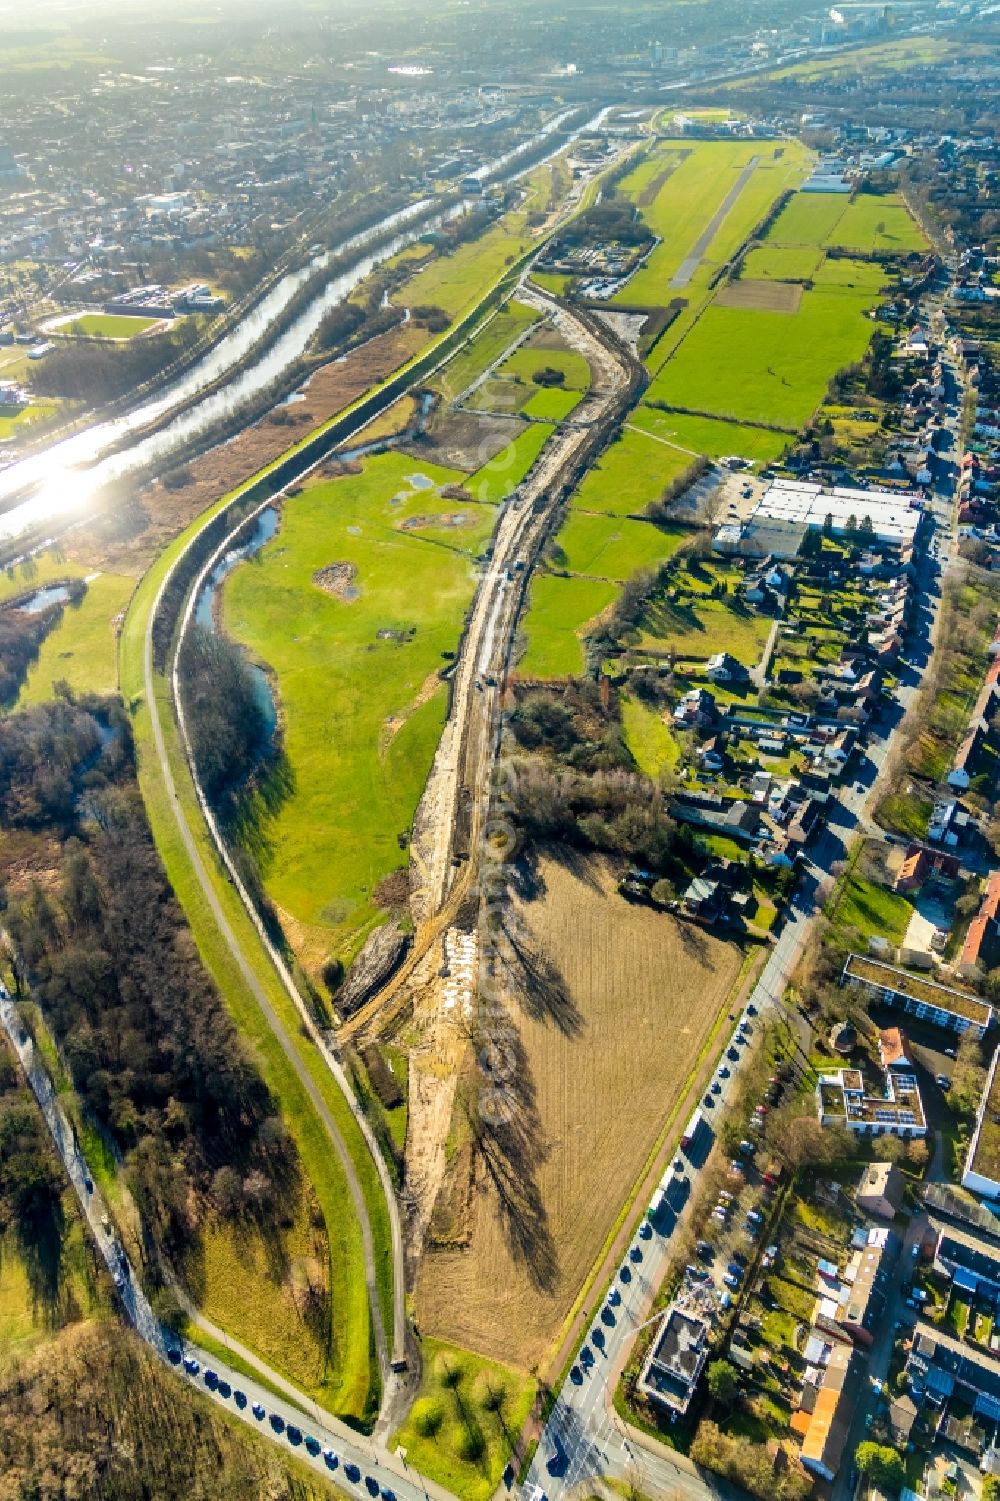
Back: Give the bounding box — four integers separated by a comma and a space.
645, 274, 886, 428
20, 572, 134, 703
554, 510, 687, 580
517, 574, 617, 678
223, 452, 495, 966
630, 407, 791, 466
571, 427, 694, 517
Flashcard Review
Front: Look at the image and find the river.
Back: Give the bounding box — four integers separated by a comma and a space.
0, 104, 605, 546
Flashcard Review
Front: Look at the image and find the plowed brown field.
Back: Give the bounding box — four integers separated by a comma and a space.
413, 850, 741, 1369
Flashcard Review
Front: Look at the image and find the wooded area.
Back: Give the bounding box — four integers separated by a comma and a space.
0, 695, 300, 1259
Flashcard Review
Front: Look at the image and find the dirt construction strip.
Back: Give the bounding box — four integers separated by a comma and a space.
671, 155, 759, 288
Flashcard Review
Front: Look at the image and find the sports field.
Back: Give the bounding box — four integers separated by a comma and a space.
223, 452, 496, 970
67, 312, 160, 338
414, 852, 741, 1370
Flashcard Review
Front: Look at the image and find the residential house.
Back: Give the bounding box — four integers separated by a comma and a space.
958, 871, 1000, 981
907, 1324, 1000, 1422
856, 1161, 905, 1220
842, 954, 992, 1038
799, 1343, 866, 1481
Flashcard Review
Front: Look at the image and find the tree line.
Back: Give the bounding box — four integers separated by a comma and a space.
0, 694, 300, 1259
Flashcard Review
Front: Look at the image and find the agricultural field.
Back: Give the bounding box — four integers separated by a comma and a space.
571, 426, 695, 516
645, 273, 887, 429
19, 571, 133, 703
630, 406, 791, 467
222, 452, 496, 972
66, 312, 161, 338
517, 574, 617, 678
413, 852, 742, 1370
392, 1339, 536, 1501
553, 511, 687, 580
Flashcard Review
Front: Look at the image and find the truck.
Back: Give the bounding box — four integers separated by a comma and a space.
680, 1108, 706, 1153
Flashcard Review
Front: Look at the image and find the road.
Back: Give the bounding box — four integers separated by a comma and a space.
524, 281, 967, 1501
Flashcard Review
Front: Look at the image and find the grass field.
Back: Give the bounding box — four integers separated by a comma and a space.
571, 427, 694, 517
66, 312, 160, 338
392, 1339, 536, 1501
765, 193, 850, 247
120, 484, 415, 1424
518, 575, 617, 678
186, 1209, 337, 1399
621, 693, 680, 778
763, 190, 925, 255
645, 274, 886, 428
828, 873, 912, 947
0, 1207, 105, 1372
522, 387, 582, 422
640, 593, 773, 666
0, 398, 59, 440
553, 510, 687, 580
630, 407, 791, 466
19, 572, 133, 703
824, 194, 927, 253
497, 344, 590, 391
414, 852, 741, 1369
433, 301, 539, 405
465, 423, 551, 505
739, 245, 825, 281
223, 452, 495, 967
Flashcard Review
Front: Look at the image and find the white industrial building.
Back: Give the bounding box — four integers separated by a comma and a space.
743, 479, 925, 548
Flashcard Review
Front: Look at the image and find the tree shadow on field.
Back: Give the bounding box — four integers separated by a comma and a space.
676, 917, 710, 960
225, 748, 296, 875
466, 1027, 558, 1294
499, 907, 583, 1040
